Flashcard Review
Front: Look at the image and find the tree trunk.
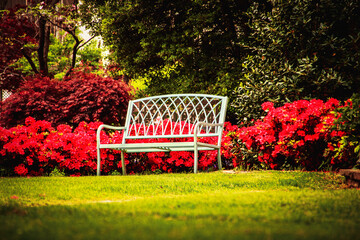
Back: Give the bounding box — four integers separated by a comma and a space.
0, 0, 8, 10
64, 35, 80, 77
38, 16, 50, 76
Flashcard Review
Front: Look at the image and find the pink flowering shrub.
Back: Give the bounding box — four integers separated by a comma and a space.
0, 117, 236, 176
233, 98, 356, 170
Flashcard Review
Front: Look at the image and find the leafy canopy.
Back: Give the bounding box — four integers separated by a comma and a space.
80, 0, 251, 97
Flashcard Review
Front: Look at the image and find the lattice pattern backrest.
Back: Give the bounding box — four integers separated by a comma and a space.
124, 94, 227, 138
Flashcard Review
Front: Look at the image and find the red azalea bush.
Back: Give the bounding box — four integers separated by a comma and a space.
0, 117, 237, 176
0, 117, 57, 176
0, 70, 132, 128
0, 118, 108, 176
1, 98, 358, 176
233, 98, 356, 170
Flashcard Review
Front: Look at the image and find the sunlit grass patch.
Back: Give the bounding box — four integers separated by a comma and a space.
1, 171, 358, 240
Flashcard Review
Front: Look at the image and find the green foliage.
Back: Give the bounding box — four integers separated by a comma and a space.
77, 40, 103, 68
331, 94, 360, 168
233, 55, 303, 122
129, 77, 146, 98
49, 168, 66, 177
232, 0, 360, 123
12, 32, 103, 79
47, 32, 103, 76
80, 0, 250, 105
48, 33, 73, 76
131, 61, 188, 97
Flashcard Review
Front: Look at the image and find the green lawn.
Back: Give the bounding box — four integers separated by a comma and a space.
1, 171, 359, 240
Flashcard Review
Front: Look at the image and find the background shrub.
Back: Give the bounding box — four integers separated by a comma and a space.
233, 98, 357, 171
328, 94, 360, 169
233, 0, 360, 124
0, 70, 132, 128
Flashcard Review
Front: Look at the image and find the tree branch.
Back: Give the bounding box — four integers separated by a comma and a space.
65, 31, 96, 78
79, 35, 96, 49
21, 49, 39, 74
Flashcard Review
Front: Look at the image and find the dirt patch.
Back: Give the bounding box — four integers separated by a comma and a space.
339, 169, 360, 188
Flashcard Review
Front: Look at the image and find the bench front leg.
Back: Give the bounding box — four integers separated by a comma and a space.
121, 151, 126, 175
194, 140, 199, 174
97, 124, 126, 176
97, 144, 101, 176
217, 148, 222, 171
194, 122, 224, 173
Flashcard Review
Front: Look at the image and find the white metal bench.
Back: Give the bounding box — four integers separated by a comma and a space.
96, 94, 228, 175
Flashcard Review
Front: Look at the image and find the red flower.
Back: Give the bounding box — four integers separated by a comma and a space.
261, 102, 275, 112
14, 164, 28, 176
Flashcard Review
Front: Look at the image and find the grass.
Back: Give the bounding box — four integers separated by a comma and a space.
0, 171, 359, 240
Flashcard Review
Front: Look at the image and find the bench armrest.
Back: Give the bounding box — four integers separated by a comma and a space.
97, 124, 126, 146
194, 122, 224, 144
194, 122, 224, 136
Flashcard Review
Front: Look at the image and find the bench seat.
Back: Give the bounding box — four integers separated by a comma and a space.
99, 142, 220, 153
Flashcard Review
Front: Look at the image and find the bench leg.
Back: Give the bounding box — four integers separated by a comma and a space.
97, 147, 101, 176
194, 149, 198, 174
217, 149, 222, 171
121, 151, 127, 175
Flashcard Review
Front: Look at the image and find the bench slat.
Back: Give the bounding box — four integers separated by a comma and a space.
99, 142, 219, 153
125, 147, 215, 153
124, 133, 219, 139
100, 142, 218, 149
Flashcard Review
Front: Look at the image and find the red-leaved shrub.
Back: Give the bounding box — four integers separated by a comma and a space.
0, 6, 38, 91
0, 70, 132, 128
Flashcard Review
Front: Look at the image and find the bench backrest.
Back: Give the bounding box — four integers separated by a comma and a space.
123, 94, 228, 140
